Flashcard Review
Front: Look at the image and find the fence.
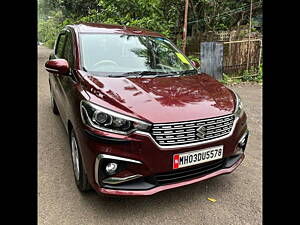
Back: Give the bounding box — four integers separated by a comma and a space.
185, 30, 262, 78
185, 28, 261, 56
223, 39, 262, 77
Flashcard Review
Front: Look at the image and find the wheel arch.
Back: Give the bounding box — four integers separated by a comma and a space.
68, 120, 89, 177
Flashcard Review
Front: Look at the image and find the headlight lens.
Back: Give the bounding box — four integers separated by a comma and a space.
80, 100, 151, 135
233, 91, 244, 117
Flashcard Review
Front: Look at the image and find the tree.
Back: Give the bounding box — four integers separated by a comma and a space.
60, 0, 99, 18
38, 0, 262, 48
188, 0, 262, 33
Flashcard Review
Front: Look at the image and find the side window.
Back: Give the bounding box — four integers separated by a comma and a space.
63, 33, 74, 68
55, 33, 66, 58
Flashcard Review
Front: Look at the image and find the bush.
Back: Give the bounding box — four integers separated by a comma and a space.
220, 64, 263, 84
241, 65, 263, 83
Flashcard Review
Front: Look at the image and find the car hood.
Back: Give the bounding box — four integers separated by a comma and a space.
79, 72, 235, 123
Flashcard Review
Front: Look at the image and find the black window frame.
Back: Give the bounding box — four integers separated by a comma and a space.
54, 31, 67, 58
62, 31, 75, 69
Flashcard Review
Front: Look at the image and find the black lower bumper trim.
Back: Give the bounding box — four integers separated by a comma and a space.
103, 180, 155, 190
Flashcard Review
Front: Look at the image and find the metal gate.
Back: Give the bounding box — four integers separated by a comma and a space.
200, 42, 224, 80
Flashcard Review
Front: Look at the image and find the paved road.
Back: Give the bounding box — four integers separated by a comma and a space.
38, 46, 262, 225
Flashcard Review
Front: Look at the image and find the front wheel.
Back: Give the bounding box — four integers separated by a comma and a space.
70, 129, 91, 192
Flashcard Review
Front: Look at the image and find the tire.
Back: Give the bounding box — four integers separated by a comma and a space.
70, 129, 91, 192
50, 91, 59, 115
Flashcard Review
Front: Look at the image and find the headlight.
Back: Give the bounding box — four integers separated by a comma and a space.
233, 91, 244, 117
80, 100, 151, 135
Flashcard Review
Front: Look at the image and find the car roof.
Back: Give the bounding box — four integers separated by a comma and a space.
67, 23, 164, 37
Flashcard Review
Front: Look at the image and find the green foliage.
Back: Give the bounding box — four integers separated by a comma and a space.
220, 73, 240, 84
38, 0, 181, 46
76, 0, 177, 38
256, 63, 263, 84
221, 64, 263, 84
38, 0, 262, 50
38, 10, 66, 48
241, 67, 255, 82
61, 0, 99, 17
242, 65, 262, 83
187, 55, 200, 64
188, 0, 262, 32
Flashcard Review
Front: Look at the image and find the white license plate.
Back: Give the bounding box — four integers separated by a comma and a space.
173, 145, 223, 169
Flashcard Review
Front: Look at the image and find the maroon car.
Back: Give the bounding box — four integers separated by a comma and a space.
45, 23, 248, 196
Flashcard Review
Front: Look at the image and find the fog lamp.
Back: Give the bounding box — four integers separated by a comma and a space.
105, 162, 118, 175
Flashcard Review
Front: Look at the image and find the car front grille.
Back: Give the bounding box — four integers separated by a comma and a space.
153, 158, 226, 185
151, 114, 235, 146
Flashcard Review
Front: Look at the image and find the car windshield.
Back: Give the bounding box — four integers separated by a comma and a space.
79, 33, 195, 76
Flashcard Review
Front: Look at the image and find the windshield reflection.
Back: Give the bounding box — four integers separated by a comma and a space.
80, 33, 194, 75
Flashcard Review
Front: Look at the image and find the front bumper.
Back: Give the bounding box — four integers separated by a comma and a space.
75, 112, 248, 196
96, 153, 244, 196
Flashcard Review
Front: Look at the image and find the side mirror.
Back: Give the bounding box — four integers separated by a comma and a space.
45, 59, 69, 75
191, 60, 200, 69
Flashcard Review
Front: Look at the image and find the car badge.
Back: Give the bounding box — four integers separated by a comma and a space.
196, 126, 206, 139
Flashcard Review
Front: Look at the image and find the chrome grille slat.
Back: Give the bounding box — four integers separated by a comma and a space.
153, 130, 197, 136
154, 114, 233, 126
157, 133, 228, 145
206, 127, 231, 135
153, 119, 232, 131
156, 134, 196, 141
205, 123, 232, 131
206, 127, 231, 134
151, 115, 235, 147
152, 125, 199, 131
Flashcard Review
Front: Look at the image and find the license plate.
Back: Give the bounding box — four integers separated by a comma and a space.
173, 145, 223, 169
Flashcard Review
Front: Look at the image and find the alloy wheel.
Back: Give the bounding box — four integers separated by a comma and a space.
71, 134, 80, 181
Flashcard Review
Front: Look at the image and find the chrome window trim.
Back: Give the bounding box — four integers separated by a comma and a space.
95, 154, 142, 186
102, 174, 143, 185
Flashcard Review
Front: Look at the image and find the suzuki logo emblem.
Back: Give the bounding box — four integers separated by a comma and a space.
196, 126, 206, 139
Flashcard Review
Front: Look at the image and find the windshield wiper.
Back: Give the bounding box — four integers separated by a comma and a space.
104, 71, 159, 78
178, 69, 198, 75
105, 70, 195, 78
122, 71, 167, 78
152, 71, 180, 78
106, 74, 129, 77
103, 71, 160, 78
